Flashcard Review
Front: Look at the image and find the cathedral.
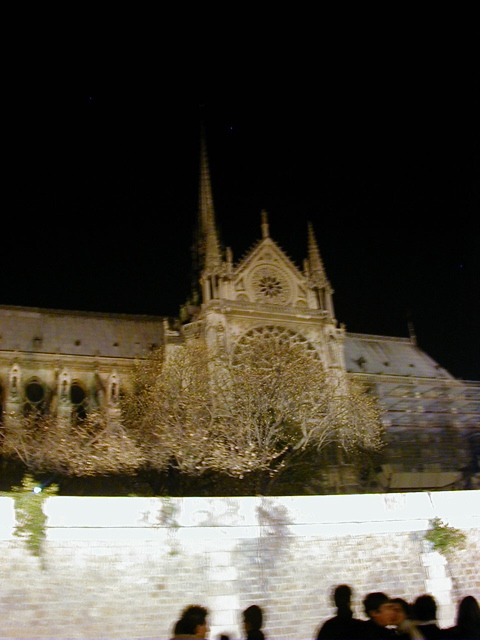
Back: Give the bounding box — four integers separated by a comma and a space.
1, 129, 479, 493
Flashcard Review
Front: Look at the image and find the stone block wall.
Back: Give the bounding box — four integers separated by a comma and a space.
0, 491, 479, 640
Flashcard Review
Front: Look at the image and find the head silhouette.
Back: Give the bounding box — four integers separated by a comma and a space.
334, 585, 352, 609
414, 595, 437, 622
178, 605, 209, 638
456, 596, 480, 637
243, 605, 263, 632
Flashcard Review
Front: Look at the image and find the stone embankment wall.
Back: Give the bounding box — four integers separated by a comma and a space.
0, 491, 479, 640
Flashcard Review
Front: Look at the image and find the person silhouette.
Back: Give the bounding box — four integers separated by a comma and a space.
243, 605, 265, 640
444, 595, 480, 639
316, 584, 364, 640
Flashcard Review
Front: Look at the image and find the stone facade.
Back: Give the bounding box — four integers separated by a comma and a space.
0, 491, 479, 640
0, 130, 479, 491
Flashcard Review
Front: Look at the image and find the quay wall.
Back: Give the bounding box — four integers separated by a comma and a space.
0, 491, 479, 640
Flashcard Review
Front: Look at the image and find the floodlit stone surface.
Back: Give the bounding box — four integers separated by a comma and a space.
0, 491, 479, 639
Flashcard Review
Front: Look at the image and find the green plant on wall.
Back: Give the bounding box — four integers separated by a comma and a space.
157, 497, 179, 528
156, 497, 180, 556
2, 474, 58, 559
425, 517, 466, 555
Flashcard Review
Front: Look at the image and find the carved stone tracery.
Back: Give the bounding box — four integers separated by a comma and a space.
234, 325, 321, 363
248, 265, 292, 305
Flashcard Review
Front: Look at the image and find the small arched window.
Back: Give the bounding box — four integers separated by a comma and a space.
467, 430, 480, 473
70, 382, 87, 421
24, 379, 48, 415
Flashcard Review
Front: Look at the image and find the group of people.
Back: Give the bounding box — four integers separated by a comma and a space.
315, 586, 480, 640
170, 589, 480, 640
171, 604, 264, 640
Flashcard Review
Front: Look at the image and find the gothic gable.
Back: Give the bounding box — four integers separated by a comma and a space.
231, 237, 308, 308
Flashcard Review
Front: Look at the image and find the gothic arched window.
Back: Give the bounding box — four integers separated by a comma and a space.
70, 382, 87, 421
24, 379, 48, 415
234, 325, 321, 364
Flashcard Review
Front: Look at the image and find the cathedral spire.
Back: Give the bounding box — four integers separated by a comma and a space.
261, 210, 270, 238
199, 123, 222, 276
197, 122, 225, 303
307, 222, 327, 286
306, 222, 335, 316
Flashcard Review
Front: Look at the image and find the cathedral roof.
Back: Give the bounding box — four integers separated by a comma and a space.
344, 332, 454, 380
0, 305, 164, 359
0, 305, 461, 378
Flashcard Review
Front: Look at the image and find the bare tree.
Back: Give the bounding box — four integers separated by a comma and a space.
125, 340, 218, 476
1, 331, 384, 493
125, 330, 384, 491
1, 409, 143, 476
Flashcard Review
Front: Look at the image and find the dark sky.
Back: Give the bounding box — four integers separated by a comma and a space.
4, 26, 480, 381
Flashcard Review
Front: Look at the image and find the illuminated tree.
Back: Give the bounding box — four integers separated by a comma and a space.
125, 328, 384, 493
1, 409, 143, 477
1, 329, 384, 494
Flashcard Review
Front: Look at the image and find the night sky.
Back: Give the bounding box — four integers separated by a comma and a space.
4, 27, 479, 381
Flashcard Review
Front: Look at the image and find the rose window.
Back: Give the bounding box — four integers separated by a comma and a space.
259, 274, 283, 299
249, 266, 291, 304
234, 326, 321, 363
